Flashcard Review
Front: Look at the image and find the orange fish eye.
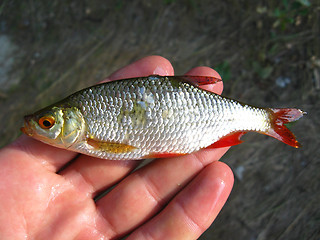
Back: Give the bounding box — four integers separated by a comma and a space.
38, 116, 55, 129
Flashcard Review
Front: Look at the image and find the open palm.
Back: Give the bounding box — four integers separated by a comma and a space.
0, 56, 233, 240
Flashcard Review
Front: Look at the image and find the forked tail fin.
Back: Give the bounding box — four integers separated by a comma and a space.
266, 108, 305, 148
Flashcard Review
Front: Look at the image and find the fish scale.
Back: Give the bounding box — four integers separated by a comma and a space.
62, 76, 267, 160
21, 75, 304, 160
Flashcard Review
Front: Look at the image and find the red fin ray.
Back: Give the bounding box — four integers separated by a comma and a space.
270, 108, 305, 124
145, 152, 187, 159
177, 75, 222, 86
266, 108, 305, 148
206, 131, 247, 148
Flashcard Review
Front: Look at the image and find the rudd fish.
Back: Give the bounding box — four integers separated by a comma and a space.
21, 75, 304, 160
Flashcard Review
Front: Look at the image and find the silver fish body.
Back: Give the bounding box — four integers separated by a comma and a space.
21, 75, 303, 160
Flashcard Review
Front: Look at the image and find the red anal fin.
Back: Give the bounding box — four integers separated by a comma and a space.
178, 75, 222, 86
266, 108, 305, 148
145, 152, 187, 159
206, 132, 247, 149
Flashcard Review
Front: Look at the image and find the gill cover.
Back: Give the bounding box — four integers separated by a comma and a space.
60, 108, 86, 148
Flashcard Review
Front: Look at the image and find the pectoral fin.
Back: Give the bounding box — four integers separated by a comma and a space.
87, 138, 137, 153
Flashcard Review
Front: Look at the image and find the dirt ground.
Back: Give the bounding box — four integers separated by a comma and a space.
0, 1, 319, 239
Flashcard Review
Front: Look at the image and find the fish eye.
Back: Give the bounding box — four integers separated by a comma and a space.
38, 116, 55, 129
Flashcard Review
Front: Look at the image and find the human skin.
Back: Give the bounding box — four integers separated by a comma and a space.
0, 56, 234, 240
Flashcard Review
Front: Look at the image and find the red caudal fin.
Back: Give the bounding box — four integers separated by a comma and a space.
207, 131, 247, 149
265, 108, 305, 148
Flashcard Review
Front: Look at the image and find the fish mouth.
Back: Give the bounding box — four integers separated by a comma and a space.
21, 115, 33, 136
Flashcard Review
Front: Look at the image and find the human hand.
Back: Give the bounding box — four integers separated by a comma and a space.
0, 56, 233, 240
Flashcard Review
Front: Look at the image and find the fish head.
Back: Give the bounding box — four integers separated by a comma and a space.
21, 106, 86, 148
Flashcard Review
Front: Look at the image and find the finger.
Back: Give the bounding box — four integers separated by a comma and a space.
127, 161, 234, 240
60, 56, 175, 195
107, 55, 174, 81
94, 147, 229, 238
3, 135, 77, 172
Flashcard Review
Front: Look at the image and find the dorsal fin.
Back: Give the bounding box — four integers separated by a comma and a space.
147, 75, 222, 87
177, 75, 222, 86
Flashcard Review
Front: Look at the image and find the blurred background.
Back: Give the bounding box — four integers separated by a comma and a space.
0, 0, 319, 239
